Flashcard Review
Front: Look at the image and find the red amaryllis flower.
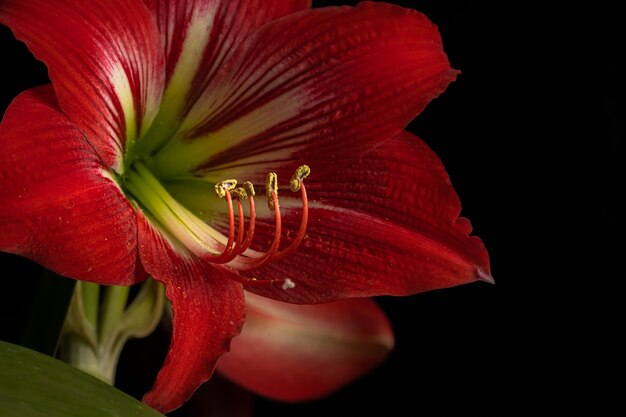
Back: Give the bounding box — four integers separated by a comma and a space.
0, 0, 491, 413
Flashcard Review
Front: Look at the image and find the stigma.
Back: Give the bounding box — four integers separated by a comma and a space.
124, 162, 310, 291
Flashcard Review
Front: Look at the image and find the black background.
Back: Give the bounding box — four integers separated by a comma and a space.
0, 0, 620, 415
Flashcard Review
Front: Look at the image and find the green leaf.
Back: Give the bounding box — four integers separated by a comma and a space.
0, 340, 165, 417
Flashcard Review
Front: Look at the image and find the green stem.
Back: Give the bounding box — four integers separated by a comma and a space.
61, 279, 163, 386
81, 282, 100, 329
60, 333, 114, 384
98, 286, 130, 344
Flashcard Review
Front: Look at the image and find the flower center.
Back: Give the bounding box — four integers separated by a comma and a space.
122, 161, 309, 290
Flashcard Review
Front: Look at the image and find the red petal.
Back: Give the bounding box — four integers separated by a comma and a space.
0, 0, 164, 171
139, 0, 310, 154
240, 132, 491, 303
149, 2, 456, 179
137, 212, 246, 414
216, 292, 393, 402
0, 86, 141, 285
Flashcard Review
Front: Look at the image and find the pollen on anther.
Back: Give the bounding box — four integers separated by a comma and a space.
243, 181, 255, 197
290, 165, 311, 192
215, 179, 237, 198
231, 187, 248, 200
266, 172, 278, 211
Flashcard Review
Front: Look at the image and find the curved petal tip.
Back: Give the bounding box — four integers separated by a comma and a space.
477, 268, 495, 285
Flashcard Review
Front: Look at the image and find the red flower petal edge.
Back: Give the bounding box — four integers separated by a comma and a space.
137, 212, 246, 413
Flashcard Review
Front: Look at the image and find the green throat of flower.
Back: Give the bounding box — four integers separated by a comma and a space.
121, 157, 310, 291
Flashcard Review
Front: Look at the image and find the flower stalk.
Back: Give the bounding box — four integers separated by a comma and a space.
60, 279, 164, 384
99, 286, 131, 344
81, 282, 99, 328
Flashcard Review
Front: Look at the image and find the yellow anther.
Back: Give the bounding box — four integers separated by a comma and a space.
214, 179, 237, 198
266, 172, 278, 211
231, 187, 248, 200
290, 165, 311, 192
242, 181, 256, 197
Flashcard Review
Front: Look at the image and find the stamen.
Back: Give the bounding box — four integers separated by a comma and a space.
234, 198, 245, 251
225, 167, 310, 276
234, 188, 256, 256
290, 165, 310, 192
243, 181, 255, 197
232, 188, 281, 271
274, 168, 310, 261
206, 186, 237, 263
266, 172, 278, 211
214, 179, 237, 198
216, 189, 247, 264
231, 186, 248, 200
